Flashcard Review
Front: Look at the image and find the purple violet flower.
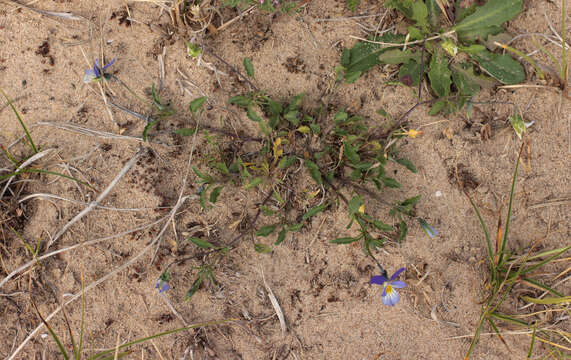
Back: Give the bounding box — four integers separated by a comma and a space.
370, 267, 407, 306
83, 58, 116, 83
155, 271, 171, 293
418, 218, 438, 238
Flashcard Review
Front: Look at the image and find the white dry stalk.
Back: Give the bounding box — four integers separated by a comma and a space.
0, 148, 54, 199
37, 121, 143, 142
260, 268, 287, 336
19, 192, 173, 212
46, 146, 144, 249
0, 214, 173, 289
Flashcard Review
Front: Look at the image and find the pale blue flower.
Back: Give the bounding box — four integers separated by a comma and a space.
83, 58, 116, 83
418, 218, 438, 238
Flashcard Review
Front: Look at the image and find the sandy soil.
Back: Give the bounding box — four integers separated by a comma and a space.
0, 0, 569, 359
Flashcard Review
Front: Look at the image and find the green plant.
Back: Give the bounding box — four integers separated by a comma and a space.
464, 146, 570, 359
340, 0, 528, 114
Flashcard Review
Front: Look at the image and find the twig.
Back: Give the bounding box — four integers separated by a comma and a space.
228, 189, 275, 247
46, 147, 145, 249
260, 268, 287, 336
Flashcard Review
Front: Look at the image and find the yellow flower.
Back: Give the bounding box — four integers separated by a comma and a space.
405, 129, 423, 138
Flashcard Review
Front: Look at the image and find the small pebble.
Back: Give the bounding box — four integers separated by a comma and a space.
435, 190, 442, 197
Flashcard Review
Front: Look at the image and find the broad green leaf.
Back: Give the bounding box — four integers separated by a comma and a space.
284, 110, 300, 125
402, 195, 421, 206
521, 296, 571, 305
297, 125, 311, 134
243, 57, 254, 78
411, 1, 428, 30
428, 51, 451, 97
399, 60, 422, 86
188, 237, 216, 249
330, 237, 360, 244
471, 49, 525, 84
268, 99, 282, 115
209, 186, 223, 203
426, 0, 441, 30
454, 0, 523, 41
192, 166, 213, 183
215, 162, 230, 176
341, 33, 406, 82
302, 203, 328, 221
288, 93, 305, 108
173, 128, 197, 136
385, 0, 414, 18
254, 243, 273, 253
189, 96, 207, 113
377, 49, 418, 65
343, 142, 360, 164
428, 99, 447, 115
185, 277, 203, 300
286, 223, 303, 231
275, 228, 286, 245
256, 225, 276, 237
451, 62, 497, 90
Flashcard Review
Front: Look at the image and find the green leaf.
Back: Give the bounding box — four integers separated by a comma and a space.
454, 0, 523, 41
215, 162, 230, 176
372, 220, 394, 232
268, 99, 283, 115
256, 225, 276, 237
521, 296, 571, 305
343, 142, 360, 164
275, 228, 287, 245
188, 237, 216, 249
509, 113, 526, 139
426, 0, 441, 30
411, 0, 428, 30
341, 33, 406, 82
428, 99, 447, 115
185, 277, 203, 300
243, 57, 254, 78
428, 51, 452, 98
173, 128, 197, 136
278, 156, 297, 169
399, 60, 422, 86
471, 49, 525, 85
451, 63, 480, 96
247, 107, 263, 122
302, 203, 329, 221
254, 243, 273, 253
284, 110, 300, 125
142, 120, 159, 141
245, 177, 262, 189
395, 158, 417, 173
192, 166, 213, 183
330, 237, 360, 244
286, 223, 303, 231
348, 196, 363, 216
209, 186, 223, 203
397, 220, 408, 242
304, 160, 322, 185
381, 177, 401, 188
346, 0, 359, 11
385, 0, 414, 18
377, 49, 418, 65
189, 96, 207, 113
228, 95, 251, 108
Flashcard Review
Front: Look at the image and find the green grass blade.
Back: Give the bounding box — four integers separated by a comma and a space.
464, 309, 488, 360
88, 319, 236, 360
519, 246, 570, 276
32, 302, 70, 360
465, 191, 496, 279
521, 277, 564, 297
490, 312, 530, 327
0, 145, 19, 166
498, 145, 523, 265
521, 295, 570, 305
0, 87, 38, 154
487, 317, 509, 351
0, 168, 94, 190
527, 322, 536, 359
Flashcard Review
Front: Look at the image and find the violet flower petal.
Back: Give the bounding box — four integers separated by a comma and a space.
382, 288, 400, 306
370, 275, 388, 285
389, 267, 406, 281
390, 280, 407, 289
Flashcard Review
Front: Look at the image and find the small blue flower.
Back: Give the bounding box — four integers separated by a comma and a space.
83, 58, 116, 83
370, 267, 407, 306
155, 271, 171, 293
418, 218, 438, 238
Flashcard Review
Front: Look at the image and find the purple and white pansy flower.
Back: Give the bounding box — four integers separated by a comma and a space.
370, 267, 407, 306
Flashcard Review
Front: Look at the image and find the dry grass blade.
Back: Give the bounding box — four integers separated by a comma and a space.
260, 268, 287, 336
0, 148, 54, 198
1, 0, 86, 20
37, 122, 143, 142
